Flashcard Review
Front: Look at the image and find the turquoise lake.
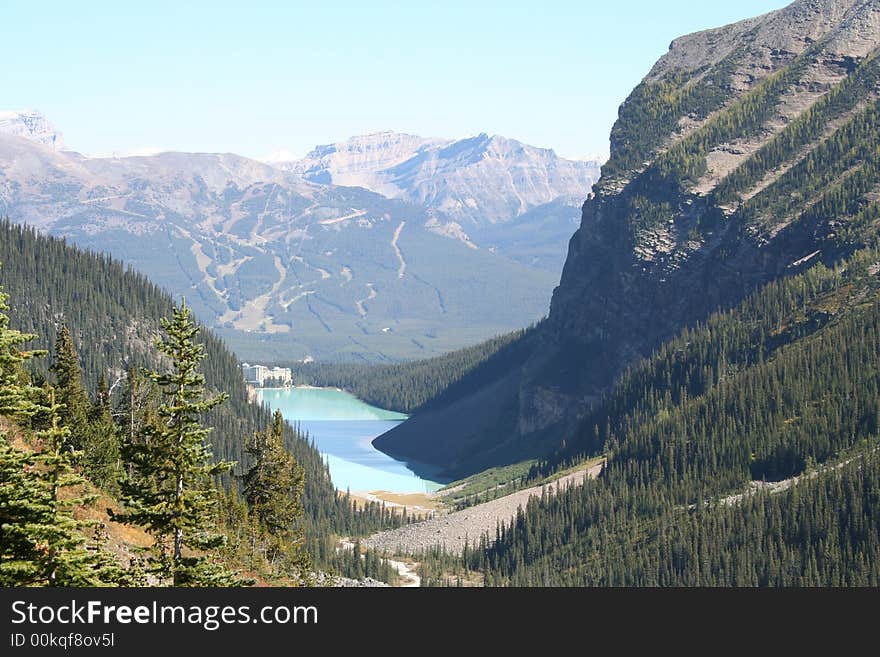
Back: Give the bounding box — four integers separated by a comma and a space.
256, 387, 444, 494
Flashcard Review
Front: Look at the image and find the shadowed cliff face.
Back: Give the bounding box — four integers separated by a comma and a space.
375, 0, 880, 478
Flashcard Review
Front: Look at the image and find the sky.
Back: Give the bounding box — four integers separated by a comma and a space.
2, 0, 792, 161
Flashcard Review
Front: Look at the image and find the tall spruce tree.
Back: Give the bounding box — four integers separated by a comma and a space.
49, 324, 90, 446
242, 409, 309, 579
113, 302, 241, 586
0, 278, 46, 585
0, 392, 121, 586
0, 438, 44, 585
0, 279, 43, 420
30, 390, 121, 586
83, 375, 121, 491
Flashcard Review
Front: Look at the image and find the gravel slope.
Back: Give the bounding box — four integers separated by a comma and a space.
364, 462, 604, 555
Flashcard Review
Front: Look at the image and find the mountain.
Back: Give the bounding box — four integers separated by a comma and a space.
275, 132, 444, 195
0, 109, 65, 149
375, 0, 880, 478
274, 131, 601, 252
0, 133, 560, 362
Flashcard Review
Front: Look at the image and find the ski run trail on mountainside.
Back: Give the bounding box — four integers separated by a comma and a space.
391, 221, 406, 279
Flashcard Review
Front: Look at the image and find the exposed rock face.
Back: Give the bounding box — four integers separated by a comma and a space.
281, 132, 443, 196
273, 131, 601, 229
375, 0, 880, 478
548, 0, 880, 375
0, 110, 65, 149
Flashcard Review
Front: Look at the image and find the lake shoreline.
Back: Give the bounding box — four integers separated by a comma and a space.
258, 384, 344, 392
255, 386, 438, 494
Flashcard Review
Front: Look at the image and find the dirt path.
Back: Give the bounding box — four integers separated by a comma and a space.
364, 461, 604, 555
717, 445, 879, 508
385, 557, 420, 587
339, 540, 420, 587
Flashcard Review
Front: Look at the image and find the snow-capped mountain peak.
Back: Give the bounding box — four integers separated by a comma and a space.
0, 110, 65, 149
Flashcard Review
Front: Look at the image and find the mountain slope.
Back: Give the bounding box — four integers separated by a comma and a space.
0, 134, 557, 361
375, 0, 880, 478
462, 245, 880, 585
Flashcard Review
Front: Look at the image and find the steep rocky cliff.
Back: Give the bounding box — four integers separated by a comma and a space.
375, 0, 880, 477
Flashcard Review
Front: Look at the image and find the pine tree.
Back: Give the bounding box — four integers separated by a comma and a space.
0, 277, 44, 420
83, 375, 121, 491
29, 389, 121, 586
242, 409, 309, 580
0, 393, 123, 586
0, 439, 46, 585
113, 302, 241, 586
49, 324, 90, 447
0, 278, 47, 585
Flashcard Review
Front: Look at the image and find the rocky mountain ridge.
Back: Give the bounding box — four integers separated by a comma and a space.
271, 130, 601, 240
375, 0, 880, 477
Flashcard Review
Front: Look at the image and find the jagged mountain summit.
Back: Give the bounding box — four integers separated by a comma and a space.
276, 132, 444, 195
0, 109, 65, 149
375, 0, 880, 477
270, 131, 602, 247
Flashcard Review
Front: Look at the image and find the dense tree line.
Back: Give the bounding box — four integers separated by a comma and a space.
473, 446, 880, 586
286, 328, 528, 414
421, 247, 880, 585
542, 250, 871, 475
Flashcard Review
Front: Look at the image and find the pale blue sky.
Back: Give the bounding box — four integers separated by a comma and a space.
3, 0, 791, 160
